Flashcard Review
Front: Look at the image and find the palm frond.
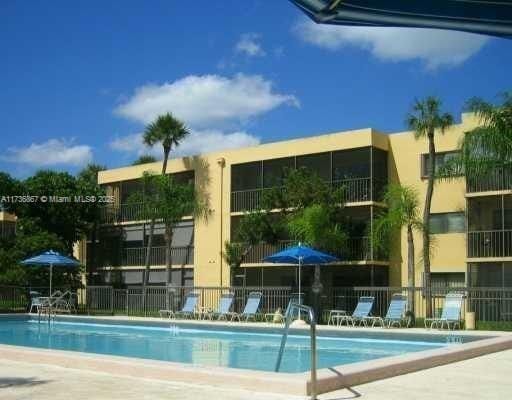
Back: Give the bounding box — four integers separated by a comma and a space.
406, 96, 454, 139
143, 113, 190, 152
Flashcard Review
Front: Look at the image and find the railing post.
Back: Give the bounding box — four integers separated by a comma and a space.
110, 287, 114, 315
144, 286, 147, 317
275, 303, 317, 400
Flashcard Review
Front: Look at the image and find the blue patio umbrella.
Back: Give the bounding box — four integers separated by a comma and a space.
20, 250, 80, 296
264, 243, 338, 312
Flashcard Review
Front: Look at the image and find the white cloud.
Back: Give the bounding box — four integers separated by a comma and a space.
114, 74, 299, 128
110, 130, 260, 158
109, 133, 142, 154
294, 19, 490, 69
235, 33, 266, 57
2, 139, 93, 167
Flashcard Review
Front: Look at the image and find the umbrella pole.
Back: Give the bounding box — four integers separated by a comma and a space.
49, 263, 53, 324
298, 257, 302, 321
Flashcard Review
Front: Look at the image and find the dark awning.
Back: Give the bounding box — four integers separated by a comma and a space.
290, 0, 512, 38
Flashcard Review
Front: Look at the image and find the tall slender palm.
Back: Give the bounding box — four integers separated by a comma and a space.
406, 97, 453, 317
142, 113, 190, 286
372, 184, 423, 316
138, 173, 206, 286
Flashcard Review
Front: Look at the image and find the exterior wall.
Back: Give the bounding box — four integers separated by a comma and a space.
387, 113, 479, 286
94, 114, 483, 288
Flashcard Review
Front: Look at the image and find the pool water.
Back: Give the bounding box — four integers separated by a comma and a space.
0, 318, 449, 373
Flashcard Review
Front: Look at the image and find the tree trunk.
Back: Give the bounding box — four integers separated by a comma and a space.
89, 221, 97, 285
423, 130, 435, 318
162, 147, 170, 175
143, 219, 155, 286
165, 224, 173, 285
407, 224, 415, 317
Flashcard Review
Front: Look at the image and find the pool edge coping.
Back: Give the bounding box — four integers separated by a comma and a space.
1, 314, 512, 396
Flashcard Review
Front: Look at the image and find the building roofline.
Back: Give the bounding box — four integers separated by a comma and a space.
99, 126, 387, 183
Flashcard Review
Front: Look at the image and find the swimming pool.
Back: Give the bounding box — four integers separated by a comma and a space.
0, 316, 460, 373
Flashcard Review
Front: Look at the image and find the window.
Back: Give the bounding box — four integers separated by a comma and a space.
231, 162, 262, 191
431, 272, 465, 288
123, 224, 144, 248
263, 157, 294, 188
296, 152, 331, 181
372, 148, 388, 201
172, 171, 195, 186
429, 212, 465, 234
332, 147, 370, 181
120, 179, 143, 203
469, 263, 509, 287
421, 151, 460, 178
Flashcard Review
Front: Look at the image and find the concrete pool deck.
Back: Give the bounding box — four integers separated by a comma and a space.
1, 350, 511, 400
1, 314, 512, 396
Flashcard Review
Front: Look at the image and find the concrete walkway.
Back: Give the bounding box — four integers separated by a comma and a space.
1, 350, 511, 400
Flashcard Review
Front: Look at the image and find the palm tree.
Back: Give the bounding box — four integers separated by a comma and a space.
406, 97, 453, 317
141, 113, 190, 286
372, 184, 423, 317
453, 93, 512, 181
144, 113, 190, 175
138, 173, 206, 285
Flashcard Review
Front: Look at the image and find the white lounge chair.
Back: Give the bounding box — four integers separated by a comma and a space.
160, 292, 199, 319
425, 292, 464, 330
229, 292, 262, 322
334, 296, 375, 327
204, 293, 235, 320
366, 294, 407, 328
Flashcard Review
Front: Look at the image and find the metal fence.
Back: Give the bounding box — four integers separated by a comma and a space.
85, 286, 292, 317
2, 285, 512, 324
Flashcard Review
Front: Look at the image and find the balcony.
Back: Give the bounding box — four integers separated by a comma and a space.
123, 246, 194, 266
230, 188, 268, 213
467, 230, 512, 258
467, 169, 512, 193
346, 236, 371, 260
332, 177, 371, 203
0, 221, 16, 239
101, 203, 145, 224
231, 177, 377, 212
234, 236, 385, 264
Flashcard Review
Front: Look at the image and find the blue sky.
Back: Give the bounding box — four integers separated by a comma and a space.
1, 0, 511, 177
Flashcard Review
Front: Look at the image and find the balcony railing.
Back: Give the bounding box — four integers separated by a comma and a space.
467, 168, 512, 193
237, 240, 295, 264
231, 177, 376, 212
0, 221, 16, 238
101, 203, 145, 223
332, 177, 371, 203
123, 246, 194, 266
231, 188, 267, 213
467, 230, 512, 258
234, 236, 386, 264
346, 236, 371, 260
